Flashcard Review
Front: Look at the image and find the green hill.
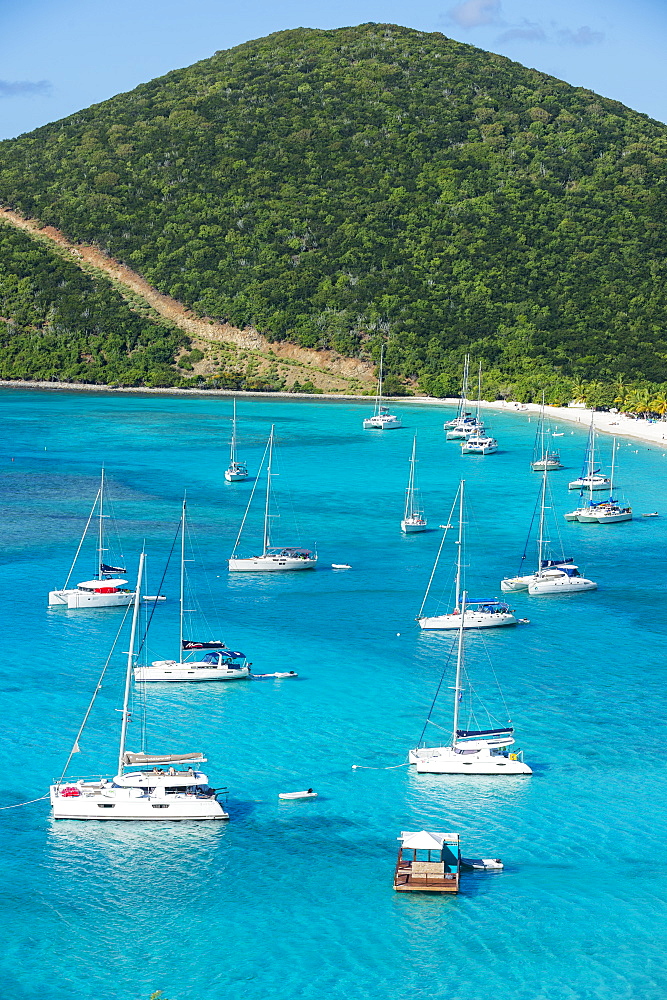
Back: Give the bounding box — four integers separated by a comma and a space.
1, 22, 667, 400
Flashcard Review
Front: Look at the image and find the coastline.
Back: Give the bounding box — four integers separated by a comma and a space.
1, 379, 665, 448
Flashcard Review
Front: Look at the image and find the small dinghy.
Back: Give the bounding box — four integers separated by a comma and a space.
252, 671, 298, 679
143, 595, 166, 602
279, 789, 317, 800
643, 512, 659, 518
332, 563, 351, 570
460, 857, 503, 870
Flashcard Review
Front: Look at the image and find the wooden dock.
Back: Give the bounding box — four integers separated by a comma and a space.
394, 859, 460, 893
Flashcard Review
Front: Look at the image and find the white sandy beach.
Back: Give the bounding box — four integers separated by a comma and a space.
1, 380, 666, 449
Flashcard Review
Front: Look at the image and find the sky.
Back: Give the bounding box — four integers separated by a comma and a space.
0, 0, 666, 140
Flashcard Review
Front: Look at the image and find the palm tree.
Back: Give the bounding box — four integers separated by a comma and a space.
571, 379, 588, 405
651, 392, 667, 418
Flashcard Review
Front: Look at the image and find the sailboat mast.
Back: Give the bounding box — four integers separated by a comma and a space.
98, 467, 105, 579
589, 415, 595, 504
117, 550, 145, 776
405, 437, 416, 520
375, 346, 384, 417
610, 437, 616, 495
179, 498, 186, 660
461, 354, 469, 419
230, 399, 237, 465
537, 461, 547, 570
455, 480, 464, 610
451, 590, 467, 746
262, 426, 274, 556
476, 363, 482, 424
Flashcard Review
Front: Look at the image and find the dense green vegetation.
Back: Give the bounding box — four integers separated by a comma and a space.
0, 223, 192, 385
1, 23, 667, 398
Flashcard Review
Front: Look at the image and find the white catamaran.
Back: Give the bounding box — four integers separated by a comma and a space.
568, 414, 611, 491
224, 398, 249, 482
50, 553, 230, 820
363, 345, 402, 429
401, 436, 427, 533
48, 469, 135, 609
417, 481, 517, 629
135, 500, 251, 682
566, 437, 632, 524
410, 592, 532, 775
531, 394, 564, 471
229, 426, 317, 571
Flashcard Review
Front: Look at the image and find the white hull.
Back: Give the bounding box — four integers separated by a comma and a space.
595, 510, 632, 523
225, 469, 248, 482
229, 555, 317, 572
462, 440, 497, 455
418, 610, 516, 630
446, 425, 482, 441
363, 415, 402, 429
401, 518, 428, 533
563, 510, 583, 521
528, 574, 597, 594
576, 511, 603, 523
135, 661, 251, 682
48, 588, 135, 609
51, 774, 228, 821
531, 461, 563, 471
568, 477, 611, 491
500, 575, 532, 592
411, 747, 531, 775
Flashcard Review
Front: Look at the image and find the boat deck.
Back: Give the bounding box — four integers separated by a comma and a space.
393, 861, 460, 893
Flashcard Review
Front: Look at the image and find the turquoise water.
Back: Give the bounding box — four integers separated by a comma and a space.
2, 389, 666, 1000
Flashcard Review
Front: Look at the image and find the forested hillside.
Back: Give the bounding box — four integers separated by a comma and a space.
1, 23, 667, 399
0, 223, 187, 385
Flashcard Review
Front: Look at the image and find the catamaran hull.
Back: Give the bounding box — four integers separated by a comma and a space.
500, 576, 532, 592
415, 756, 532, 775
228, 556, 317, 572
528, 577, 597, 595
50, 797, 229, 820
418, 611, 516, 629
48, 589, 135, 609
568, 479, 610, 490
224, 471, 248, 482
531, 461, 563, 471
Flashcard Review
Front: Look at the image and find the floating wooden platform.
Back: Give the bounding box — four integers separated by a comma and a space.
393, 860, 460, 893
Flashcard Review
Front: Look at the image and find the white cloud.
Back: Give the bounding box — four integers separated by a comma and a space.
448, 0, 502, 29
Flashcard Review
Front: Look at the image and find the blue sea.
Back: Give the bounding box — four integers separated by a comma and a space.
1, 389, 666, 1000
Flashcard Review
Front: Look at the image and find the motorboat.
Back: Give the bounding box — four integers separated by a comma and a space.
136, 500, 251, 682
401, 436, 427, 532
50, 554, 229, 821
417, 481, 516, 629
410, 592, 532, 775
229, 426, 317, 571
48, 468, 136, 609
224, 398, 249, 482
278, 789, 317, 800
363, 345, 402, 429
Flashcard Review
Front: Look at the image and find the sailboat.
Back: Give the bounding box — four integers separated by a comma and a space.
48, 469, 135, 609
50, 553, 230, 820
568, 415, 611, 491
224, 398, 249, 482
417, 481, 516, 629
135, 500, 251, 682
410, 592, 532, 774
362, 345, 402, 429
531, 395, 563, 471
501, 459, 597, 594
445, 355, 485, 440
401, 437, 427, 533
229, 426, 317, 571
570, 438, 632, 524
